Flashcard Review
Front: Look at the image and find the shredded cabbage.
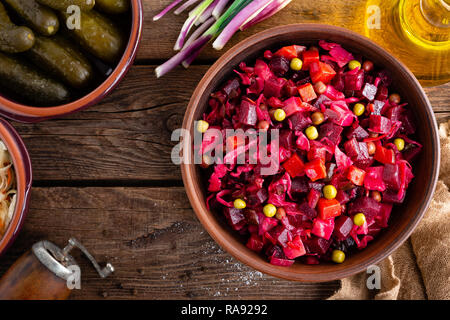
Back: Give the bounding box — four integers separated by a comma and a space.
0, 141, 16, 237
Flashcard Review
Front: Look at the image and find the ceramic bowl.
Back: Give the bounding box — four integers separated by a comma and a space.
181, 24, 440, 282
0, 118, 32, 256
0, 0, 143, 123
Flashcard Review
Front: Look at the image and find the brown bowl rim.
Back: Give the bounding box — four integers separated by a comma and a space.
181, 24, 440, 282
0, 0, 143, 123
0, 118, 32, 256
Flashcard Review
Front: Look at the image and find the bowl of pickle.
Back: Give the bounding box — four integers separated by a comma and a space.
0, 0, 143, 122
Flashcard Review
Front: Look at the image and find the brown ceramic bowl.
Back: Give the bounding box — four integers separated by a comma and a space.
181, 24, 440, 282
0, 0, 143, 123
0, 118, 32, 256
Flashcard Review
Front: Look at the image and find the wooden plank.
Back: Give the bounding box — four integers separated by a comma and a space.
143, 0, 366, 61
13, 65, 450, 182
0, 187, 340, 300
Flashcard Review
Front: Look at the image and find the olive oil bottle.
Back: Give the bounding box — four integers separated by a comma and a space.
363, 0, 449, 86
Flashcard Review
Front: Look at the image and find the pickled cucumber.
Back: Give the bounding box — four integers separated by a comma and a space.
0, 52, 70, 105
3, 0, 59, 36
95, 0, 129, 14
36, 0, 95, 12
27, 36, 94, 88
0, 2, 35, 53
0, 26, 35, 53
62, 9, 125, 64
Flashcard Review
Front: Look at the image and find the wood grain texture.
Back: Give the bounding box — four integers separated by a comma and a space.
0, 187, 340, 300
143, 0, 366, 61
12, 66, 450, 182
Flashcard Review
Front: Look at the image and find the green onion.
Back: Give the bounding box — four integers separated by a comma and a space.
153, 0, 292, 77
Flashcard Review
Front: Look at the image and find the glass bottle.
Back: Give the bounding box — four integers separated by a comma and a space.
363, 0, 450, 86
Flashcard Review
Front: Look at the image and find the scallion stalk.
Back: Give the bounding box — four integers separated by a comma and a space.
174, 0, 201, 15
183, 17, 216, 49
212, 0, 230, 19
174, 0, 215, 51
240, 0, 292, 30
153, 0, 184, 21
197, 0, 220, 25
213, 0, 273, 50
156, 0, 252, 77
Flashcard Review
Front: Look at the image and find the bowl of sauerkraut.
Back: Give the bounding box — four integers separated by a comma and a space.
0, 118, 31, 256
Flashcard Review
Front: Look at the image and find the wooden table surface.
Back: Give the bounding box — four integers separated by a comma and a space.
0, 0, 448, 300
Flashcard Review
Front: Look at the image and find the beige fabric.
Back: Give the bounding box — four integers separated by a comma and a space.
330, 120, 450, 300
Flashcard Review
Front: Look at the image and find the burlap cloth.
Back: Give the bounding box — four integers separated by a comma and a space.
329, 120, 450, 300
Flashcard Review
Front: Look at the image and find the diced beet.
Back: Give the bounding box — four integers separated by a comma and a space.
311, 218, 335, 240
246, 234, 264, 252
283, 97, 303, 117
254, 59, 273, 81
364, 166, 386, 191
279, 130, 294, 149
333, 215, 354, 240
238, 100, 257, 126
383, 189, 406, 203
324, 85, 345, 100
348, 196, 382, 223
267, 96, 284, 108
375, 85, 388, 101
298, 202, 317, 219
369, 114, 392, 134
223, 207, 246, 231
269, 55, 290, 76
385, 105, 404, 121
222, 77, 241, 99
304, 256, 320, 265
344, 70, 364, 91
247, 189, 268, 207
362, 83, 377, 101
289, 111, 312, 131
270, 256, 294, 266
400, 110, 416, 135
332, 69, 345, 91
266, 225, 291, 247
287, 214, 308, 229
283, 235, 306, 259
304, 237, 331, 255
382, 164, 401, 190
344, 137, 361, 159
336, 190, 350, 204
284, 80, 298, 97
244, 209, 260, 226
346, 125, 369, 140
307, 189, 321, 209
264, 76, 287, 98
258, 216, 278, 236
312, 94, 332, 109
376, 203, 393, 228
291, 177, 309, 194
319, 122, 344, 146
308, 181, 325, 191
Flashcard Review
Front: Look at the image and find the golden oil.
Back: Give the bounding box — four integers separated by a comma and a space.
399, 0, 450, 49
363, 0, 450, 86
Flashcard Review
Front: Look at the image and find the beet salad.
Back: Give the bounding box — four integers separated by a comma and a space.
196, 41, 422, 266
